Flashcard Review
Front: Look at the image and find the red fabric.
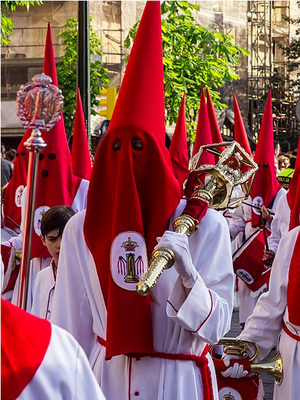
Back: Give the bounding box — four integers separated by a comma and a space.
250, 91, 282, 227
283, 323, 300, 340
213, 357, 259, 400
233, 229, 270, 292
233, 93, 252, 156
287, 231, 300, 325
182, 197, 208, 223
2, 133, 30, 229
192, 87, 215, 166
3, 23, 81, 258
84, 1, 180, 359
1, 244, 20, 294
1, 299, 51, 400
72, 88, 92, 180
169, 93, 189, 195
287, 137, 300, 231
1, 244, 12, 275
206, 88, 223, 145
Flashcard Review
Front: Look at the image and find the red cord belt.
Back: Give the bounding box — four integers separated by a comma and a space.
283, 323, 300, 341
97, 337, 214, 399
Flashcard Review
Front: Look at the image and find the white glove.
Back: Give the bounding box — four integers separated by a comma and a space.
155, 231, 198, 288
221, 355, 249, 378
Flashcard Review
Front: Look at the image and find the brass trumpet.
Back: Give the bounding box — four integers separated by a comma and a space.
211, 337, 283, 385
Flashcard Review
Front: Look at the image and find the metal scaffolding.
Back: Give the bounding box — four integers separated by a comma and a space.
248, 0, 299, 146
248, 0, 272, 139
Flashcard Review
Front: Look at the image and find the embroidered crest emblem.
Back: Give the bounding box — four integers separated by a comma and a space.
252, 196, 263, 215
219, 387, 241, 400
34, 206, 50, 235
15, 185, 25, 207
236, 268, 254, 284
111, 232, 147, 291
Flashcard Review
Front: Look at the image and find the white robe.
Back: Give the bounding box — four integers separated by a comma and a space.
240, 226, 300, 400
229, 188, 286, 324
8, 179, 89, 310
51, 200, 234, 400
17, 323, 105, 400
268, 193, 290, 254
31, 263, 55, 320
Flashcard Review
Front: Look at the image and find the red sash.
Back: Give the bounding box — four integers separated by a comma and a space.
287, 232, 300, 325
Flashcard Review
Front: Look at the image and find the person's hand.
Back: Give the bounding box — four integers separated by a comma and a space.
221, 355, 249, 378
260, 205, 273, 223
155, 231, 197, 288
262, 249, 275, 266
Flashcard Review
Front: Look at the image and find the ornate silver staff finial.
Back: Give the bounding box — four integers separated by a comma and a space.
16, 73, 64, 310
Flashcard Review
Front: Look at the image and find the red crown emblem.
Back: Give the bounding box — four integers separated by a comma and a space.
121, 237, 139, 252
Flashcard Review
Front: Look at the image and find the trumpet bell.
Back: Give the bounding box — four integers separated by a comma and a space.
250, 352, 283, 385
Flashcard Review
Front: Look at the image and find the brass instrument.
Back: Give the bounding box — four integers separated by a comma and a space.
211, 337, 283, 385
136, 142, 258, 296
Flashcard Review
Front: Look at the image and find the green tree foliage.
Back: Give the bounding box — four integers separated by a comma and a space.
125, 0, 249, 140
57, 17, 110, 136
1, 1, 42, 45
280, 1, 300, 92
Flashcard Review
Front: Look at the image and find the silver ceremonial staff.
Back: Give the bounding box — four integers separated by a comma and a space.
136, 141, 258, 296
16, 73, 63, 310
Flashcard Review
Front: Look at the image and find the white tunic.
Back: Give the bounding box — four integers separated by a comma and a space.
18, 323, 105, 400
240, 226, 300, 400
31, 263, 55, 320
229, 188, 286, 324
51, 200, 234, 400
8, 179, 89, 310
268, 193, 290, 254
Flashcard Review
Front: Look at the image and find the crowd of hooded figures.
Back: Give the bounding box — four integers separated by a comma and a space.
1, 2, 300, 400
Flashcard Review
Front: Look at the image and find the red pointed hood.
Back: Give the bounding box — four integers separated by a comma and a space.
1, 300, 51, 400
3, 23, 81, 257
72, 88, 92, 180
233, 93, 252, 156
250, 91, 282, 227
287, 137, 300, 230
169, 93, 189, 195
206, 88, 223, 144
193, 87, 215, 165
83, 1, 180, 359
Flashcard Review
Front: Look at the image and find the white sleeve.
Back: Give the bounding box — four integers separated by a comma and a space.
268, 194, 290, 254
239, 227, 299, 361
229, 203, 246, 240
166, 209, 234, 344
74, 334, 106, 400
51, 212, 96, 357
19, 324, 105, 400
71, 179, 89, 213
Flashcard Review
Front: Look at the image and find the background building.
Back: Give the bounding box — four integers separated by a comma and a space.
1, 1, 300, 151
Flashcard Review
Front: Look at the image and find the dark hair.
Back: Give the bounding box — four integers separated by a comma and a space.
41, 206, 75, 238
280, 140, 290, 153
5, 149, 16, 162
290, 149, 297, 169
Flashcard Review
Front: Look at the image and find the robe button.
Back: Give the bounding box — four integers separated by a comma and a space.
134, 391, 139, 396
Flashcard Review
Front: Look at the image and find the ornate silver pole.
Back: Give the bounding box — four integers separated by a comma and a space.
16, 74, 63, 309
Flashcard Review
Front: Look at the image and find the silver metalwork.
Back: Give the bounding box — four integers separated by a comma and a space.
137, 141, 258, 296
17, 73, 63, 310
